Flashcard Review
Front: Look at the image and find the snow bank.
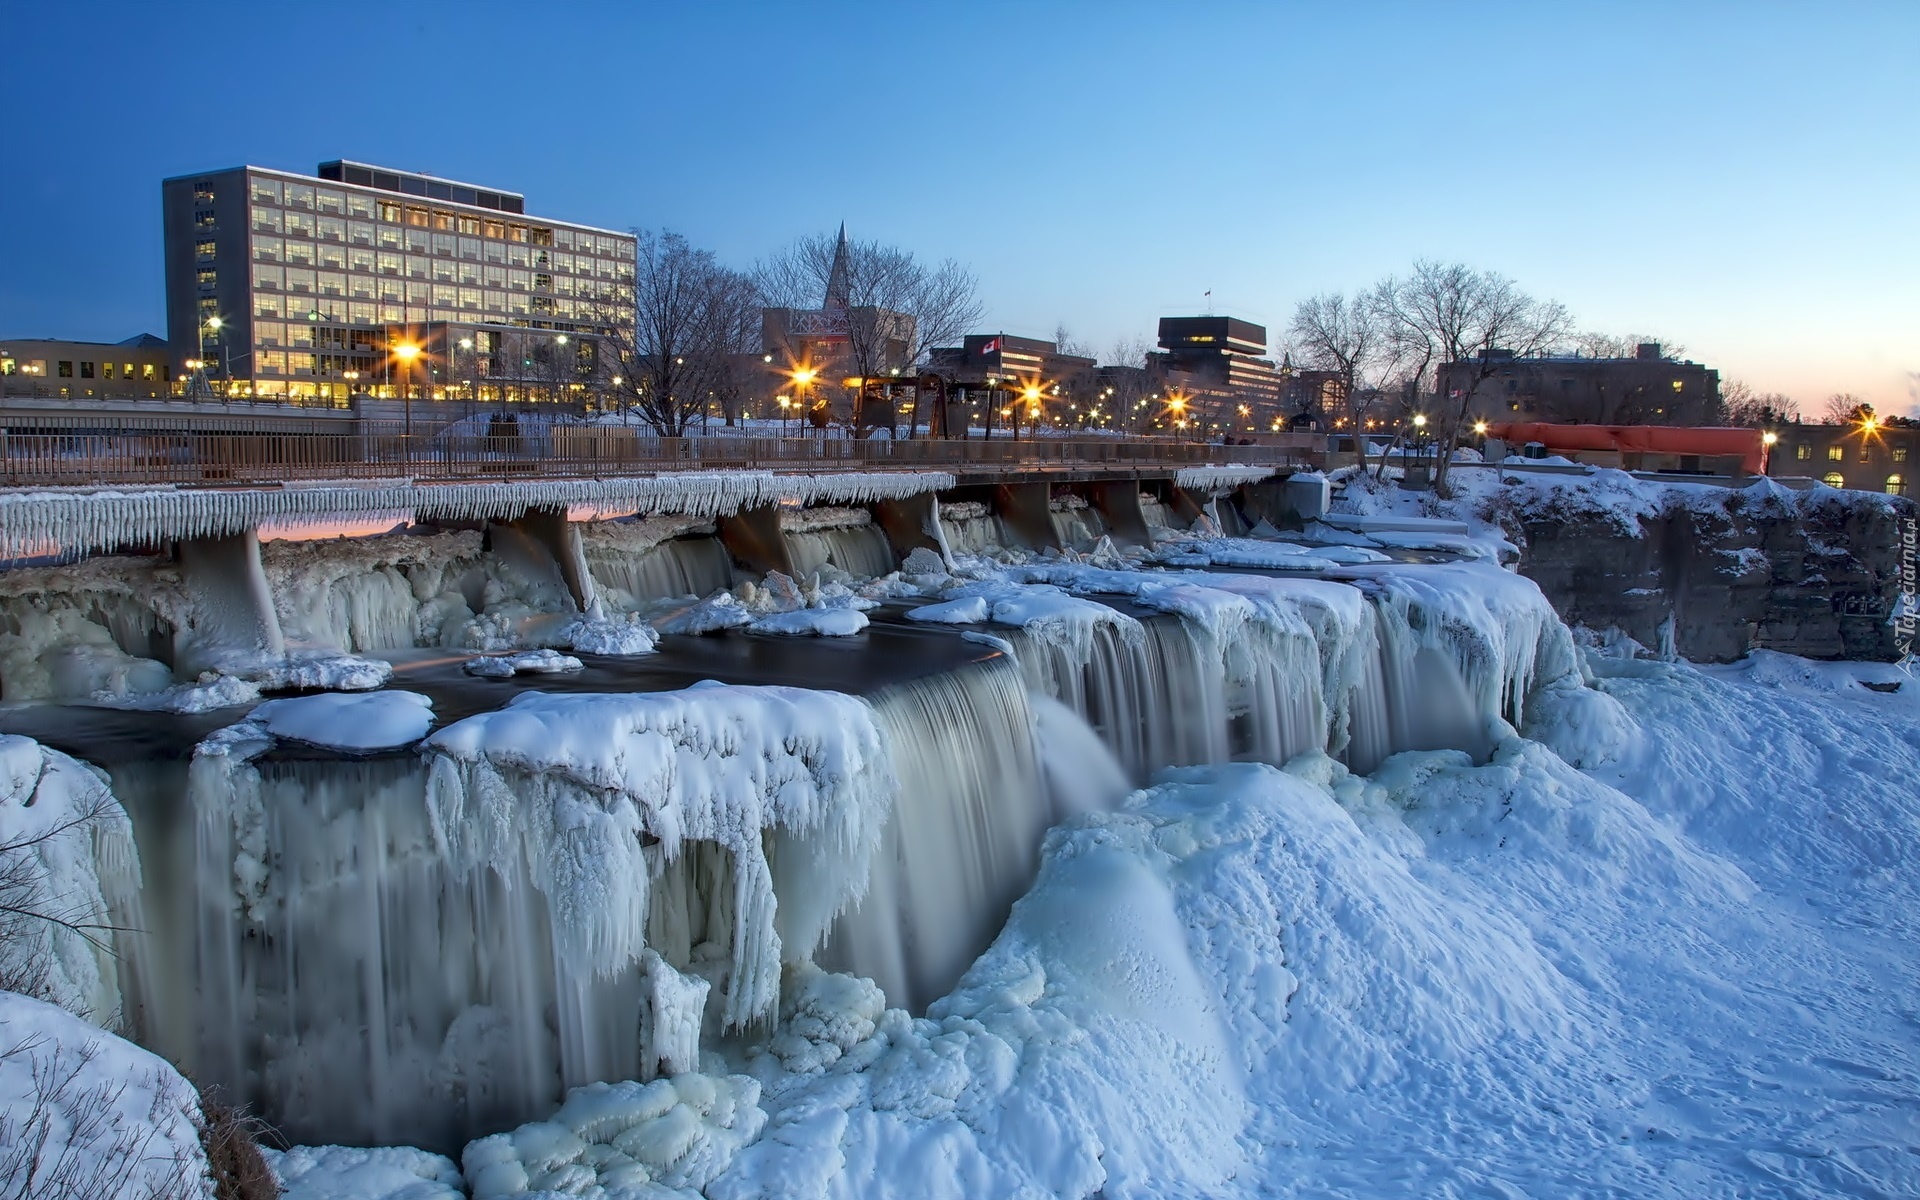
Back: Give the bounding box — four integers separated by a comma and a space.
0, 471, 957, 558
0, 737, 141, 1024
249, 691, 436, 754
423, 685, 894, 1029
749, 608, 869, 637
0, 991, 211, 1198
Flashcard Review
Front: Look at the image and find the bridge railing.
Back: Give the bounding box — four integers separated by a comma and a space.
0, 429, 1321, 488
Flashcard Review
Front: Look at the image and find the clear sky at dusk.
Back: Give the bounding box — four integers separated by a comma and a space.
2, 0, 1914, 412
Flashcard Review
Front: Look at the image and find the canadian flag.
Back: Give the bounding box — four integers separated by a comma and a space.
980, 337, 1001, 355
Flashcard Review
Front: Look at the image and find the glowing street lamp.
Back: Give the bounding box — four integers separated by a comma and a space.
1473, 419, 1489, 436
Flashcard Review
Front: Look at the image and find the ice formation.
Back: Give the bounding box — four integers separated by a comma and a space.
422, 685, 894, 1029
463, 1073, 767, 1199
0, 471, 957, 559
465, 649, 585, 678
1174, 464, 1276, 491
265, 1144, 464, 1200
0, 736, 142, 1023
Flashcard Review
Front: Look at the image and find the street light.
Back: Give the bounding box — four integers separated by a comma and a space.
393, 342, 421, 463
343, 369, 359, 408
1761, 428, 1779, 474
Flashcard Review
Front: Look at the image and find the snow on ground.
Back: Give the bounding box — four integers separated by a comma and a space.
0, 991, 211, 1198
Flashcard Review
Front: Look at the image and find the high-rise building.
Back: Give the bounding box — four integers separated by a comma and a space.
161, 160, 636, 403
1152, 316, 1284, 434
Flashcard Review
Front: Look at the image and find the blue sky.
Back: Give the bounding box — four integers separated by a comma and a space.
3, 0, 1914, 411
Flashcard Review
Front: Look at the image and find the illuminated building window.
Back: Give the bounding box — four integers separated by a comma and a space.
1823, 472, 1845, 488
1827, 445, 1844, 461
1887, 474, 1905, 495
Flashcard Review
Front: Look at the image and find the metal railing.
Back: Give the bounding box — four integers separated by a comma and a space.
0, 428, 1320, 489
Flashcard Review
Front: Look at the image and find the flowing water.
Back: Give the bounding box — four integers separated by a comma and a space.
0, 511, 1559, 1152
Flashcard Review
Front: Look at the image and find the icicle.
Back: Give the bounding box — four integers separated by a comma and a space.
0, 470, 956, 559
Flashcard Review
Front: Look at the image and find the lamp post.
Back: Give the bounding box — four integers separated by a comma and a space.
393, 341, 421, 469
1761, 428, 1778, 475
343, 369, 359, 410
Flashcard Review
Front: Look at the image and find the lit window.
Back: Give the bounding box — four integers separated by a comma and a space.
1823, 472, 1846, 488
1827, 445, 1844, 461
193, 183, 215, 204
194, 209, 216, 229
378, 201, 402, 223
1895, 447, 1908, 463
1795, 445, 1810, 460
1671, 380, 1684, 391
1887, 474, 1905, 494
195, 239, 217, 259
251, 179, 280, 204
197, 268, 217, 287
406, 207, 430, 227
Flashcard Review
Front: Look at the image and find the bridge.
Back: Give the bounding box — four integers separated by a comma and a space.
0, 425, 1319, 489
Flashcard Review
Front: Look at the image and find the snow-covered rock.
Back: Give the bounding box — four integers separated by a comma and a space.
464, 649, 585, 678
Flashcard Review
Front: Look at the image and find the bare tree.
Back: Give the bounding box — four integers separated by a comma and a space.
1052, 324, 1094, 360
596, 231, 761, 436
1377, 261, 1572, 493
1821, 392, 1871, 425
756, 231, 984, 430
1288, 291, 1385, 470
1570, 331, 1686, 360
1721, 379, 1800, 426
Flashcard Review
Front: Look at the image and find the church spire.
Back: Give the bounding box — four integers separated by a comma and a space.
823, 222, 851, 311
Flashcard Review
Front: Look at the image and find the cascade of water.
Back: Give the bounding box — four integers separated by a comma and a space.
937, 502, 1013, 557
590, 535, 735, 609
784, 526, 895, 579
1049, 504, 1107, 550
817, 656, 1052, 1013
1005, 616, 1229, 779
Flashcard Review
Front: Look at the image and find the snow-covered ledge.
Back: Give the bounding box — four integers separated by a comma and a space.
0, 470, 957, 558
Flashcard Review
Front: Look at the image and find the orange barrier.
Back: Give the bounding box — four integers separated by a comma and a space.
1488, 423, 1764, 474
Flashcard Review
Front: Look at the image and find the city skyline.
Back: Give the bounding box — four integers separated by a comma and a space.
2, 0, 1914, 413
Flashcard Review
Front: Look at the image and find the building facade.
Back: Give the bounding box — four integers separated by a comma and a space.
1440, 343, 1721, 426
1767, 420, 1914, 495
161, 160, 636, 404
0, 335, 173, 399
925, 334, 1098, 430
1150, 316, 1284, 435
